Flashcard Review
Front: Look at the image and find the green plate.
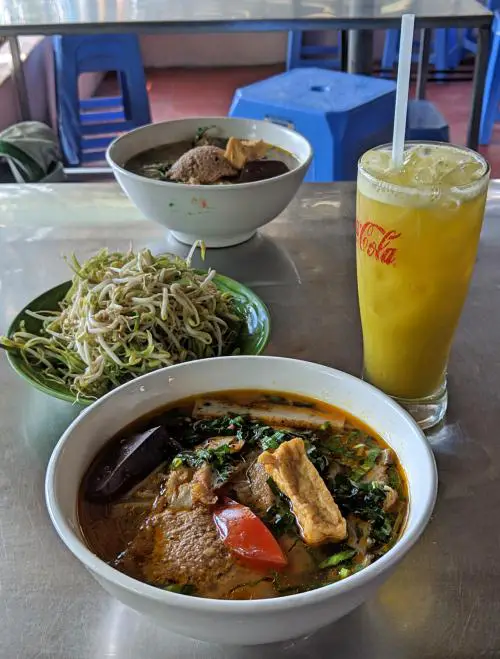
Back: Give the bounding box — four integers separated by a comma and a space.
5, 274, 270, 406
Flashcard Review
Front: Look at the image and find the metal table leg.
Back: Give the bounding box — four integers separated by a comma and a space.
8, 36, 31, 122
416, 28, 432, 100
340, 30, 348, 72
347, 29, 373, 74
468, 26, 490, 150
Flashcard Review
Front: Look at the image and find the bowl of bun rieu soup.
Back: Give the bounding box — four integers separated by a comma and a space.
45, 356, 437, 645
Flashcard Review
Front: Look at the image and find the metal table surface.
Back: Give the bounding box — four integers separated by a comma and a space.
0, 0, 492, 150
1, 181, 500, 658
0, 0, 491, 33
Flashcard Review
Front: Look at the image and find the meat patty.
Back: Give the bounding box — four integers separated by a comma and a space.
115, 506, 262, 598
232, 461, 275, 515
167, 145, 237, 184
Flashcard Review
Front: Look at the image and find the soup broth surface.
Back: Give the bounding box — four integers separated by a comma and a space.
124, 129, 299, 185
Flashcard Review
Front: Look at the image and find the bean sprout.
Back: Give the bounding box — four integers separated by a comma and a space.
1, 247, 242, 399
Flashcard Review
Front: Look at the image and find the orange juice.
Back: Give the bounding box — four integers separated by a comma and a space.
356, 143, 489, 404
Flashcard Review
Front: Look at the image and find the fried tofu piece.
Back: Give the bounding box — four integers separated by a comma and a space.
258, 438, 346, 545
224, 137, 269, 169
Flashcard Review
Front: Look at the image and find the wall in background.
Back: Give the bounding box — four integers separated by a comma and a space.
139, 33, 288, 67
139, 31, 385, 68
0, 37, 104, 133
0, 38, 50, 129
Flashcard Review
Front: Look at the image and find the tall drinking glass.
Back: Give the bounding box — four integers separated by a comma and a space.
356, 142, 490, 429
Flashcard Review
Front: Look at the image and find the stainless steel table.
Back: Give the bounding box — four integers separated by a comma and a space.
1, 181, 500, 657
0, 0, 492, 149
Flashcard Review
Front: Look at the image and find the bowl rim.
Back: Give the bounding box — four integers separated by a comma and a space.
45, 356, 438, 613
106, 116, 314, 192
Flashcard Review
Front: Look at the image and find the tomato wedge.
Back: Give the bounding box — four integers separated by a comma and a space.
213, 498, 287, 571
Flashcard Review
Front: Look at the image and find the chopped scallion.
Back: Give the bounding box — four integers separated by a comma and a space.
319, 549, 356, 569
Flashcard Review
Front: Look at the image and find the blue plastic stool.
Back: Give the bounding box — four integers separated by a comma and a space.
463, 0, 499, 56
229, 68, 396, 182
407, 100, 450, 141
287, 31, 342, 70
479, 12, 500, 144
382, 29, 463, 80
53, 34, 151, 166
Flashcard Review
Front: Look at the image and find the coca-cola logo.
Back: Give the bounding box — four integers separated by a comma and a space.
356, 220, 401, 266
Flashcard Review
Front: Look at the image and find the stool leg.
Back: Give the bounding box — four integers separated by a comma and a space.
120, 64, 151, 126
469, 26, 490, 148
416, 28, 432, 100
463, 28, 478, 56
479, 27, 500, 145
433, 29, 448, 82
53, 37, 82, 165
287, 31, 303, 70
448, 28, 464, 69
381, 30, 399, 74
118, 70, 130, 119
432, 28, 462, 80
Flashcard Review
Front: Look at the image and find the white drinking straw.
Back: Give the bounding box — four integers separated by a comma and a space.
392, 14, 415, 168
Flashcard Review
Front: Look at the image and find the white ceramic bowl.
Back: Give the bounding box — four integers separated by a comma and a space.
106, 118, 312, 248
45, 356, 437, 646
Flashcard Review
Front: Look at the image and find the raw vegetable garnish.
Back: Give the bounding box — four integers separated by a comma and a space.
0, 245, 241, 399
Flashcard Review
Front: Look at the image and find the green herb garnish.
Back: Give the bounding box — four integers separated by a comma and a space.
163, 583, 196, 595
319, 549, 356, 569
332, 475, 394, 545
265, 478, 298, 536
350, 446, 381, 481
171, 442, 235, 486
260, 430, 288, 451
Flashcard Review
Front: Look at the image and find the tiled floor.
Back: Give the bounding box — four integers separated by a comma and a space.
104, 65, 500, 175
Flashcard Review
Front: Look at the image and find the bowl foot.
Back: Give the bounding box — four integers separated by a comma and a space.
169, 230, 256, 249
